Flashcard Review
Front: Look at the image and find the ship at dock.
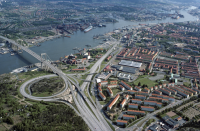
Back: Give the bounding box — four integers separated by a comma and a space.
84, 26, 93, 33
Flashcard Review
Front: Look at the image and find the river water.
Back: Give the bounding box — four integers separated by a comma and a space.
0, 10, 198, 74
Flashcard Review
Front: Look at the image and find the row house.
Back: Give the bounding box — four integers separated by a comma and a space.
154, 86, 158, 90
170, 87, 189, 98
128, 103, 138, 109
107, 87, 113, 96
116, 120, 128, 126
107, 94, 120, 110
120, 99, 127, 108
131, 99, 142, 104
167, 83, 175, 87
98, 87, 102, 93
162, 83, 167, 88
192, 88, 200, 93
127, 110, 146, 115
174, 86, 193, 96
119, 85, 125, 91
150, 87, 154, 91
108, 84, 118, 88
110, 80, 118, 84
149, 97, 162, 102
135, 95, 146, 100
162, 99, 169, 103
123, 115, 135, 120
160, 88, 171, 96
135, 86, 141, 91
101, 81, 108, 86
158, 85, 162, 89
125, 95, 129, 100
120, 81, 133, 90
99, 92, 106, 100
128, 90, 137, 95
179, 85, 197, 95
165, 87, 177, 95
120, 95, 129, 108
144, 88, 150, 93
138, 91, 149, 96
154, 90, 162, 95
144, 100, 162, 107
141, 106, 155, 112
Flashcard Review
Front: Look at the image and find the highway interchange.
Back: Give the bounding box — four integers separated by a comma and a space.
1, 35, 197, 131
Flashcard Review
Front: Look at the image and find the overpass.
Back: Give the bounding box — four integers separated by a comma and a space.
0, 36, 112, 131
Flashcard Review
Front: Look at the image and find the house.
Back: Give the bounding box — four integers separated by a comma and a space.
127, 110, 145, 115
107, 87, 113, 96
141, 106, 155, 112
120, 99, 127, 108
131, 99, 142, 104
116, 120, 128, 126
120, 81, 133, 90
123, 115, 135, 120
176, 117, 182, 121
128, 103, 138, 109
99, 92, 106, 100
119, 85, 125, 91
71, 67, 86, 72
107, 94, 120, 110
135, 95, 146, 100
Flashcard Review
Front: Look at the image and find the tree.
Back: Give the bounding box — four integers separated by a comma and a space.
138, 82, 141, 86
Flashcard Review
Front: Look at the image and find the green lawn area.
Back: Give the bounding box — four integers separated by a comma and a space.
134, 78, 157, 88
112, 88, 122, 96
127, 117, 145, 127
161, 113, 167, 118
171, 114, 179, 119
32, 92, 51, 97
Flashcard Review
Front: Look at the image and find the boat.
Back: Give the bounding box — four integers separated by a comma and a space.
11, 52, 15, 56
84, 26, 93, 33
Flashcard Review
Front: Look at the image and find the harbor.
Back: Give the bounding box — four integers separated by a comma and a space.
0, 9, 198, 74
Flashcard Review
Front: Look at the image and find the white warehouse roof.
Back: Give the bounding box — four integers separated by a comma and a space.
119, 60, 142, 68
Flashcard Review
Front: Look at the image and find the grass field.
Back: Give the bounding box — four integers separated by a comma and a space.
134, 78, 157, 87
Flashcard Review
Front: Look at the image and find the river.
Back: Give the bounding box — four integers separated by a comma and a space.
0, 9, 198, 74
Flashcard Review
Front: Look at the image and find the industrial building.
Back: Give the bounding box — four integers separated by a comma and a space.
119, 60, 142, 68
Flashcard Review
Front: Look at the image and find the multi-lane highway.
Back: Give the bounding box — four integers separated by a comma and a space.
0, 35, 120, 131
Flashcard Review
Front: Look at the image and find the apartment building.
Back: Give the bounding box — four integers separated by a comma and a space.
99, 92, 106, 100
128, 103, 138, 109
107, 87, 113, 96
120, 81, 133, 90
141, 106, 155, 112
107, 94, 120, 110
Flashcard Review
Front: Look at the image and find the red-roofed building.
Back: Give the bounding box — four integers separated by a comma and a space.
107, 94, 120, 110
141, 106, 155, 112
123, 115, 135, 120
99, 92, 106, 100
116, 120, 128, 126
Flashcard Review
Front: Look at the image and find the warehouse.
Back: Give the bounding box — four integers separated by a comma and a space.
119, 60, 142, 68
